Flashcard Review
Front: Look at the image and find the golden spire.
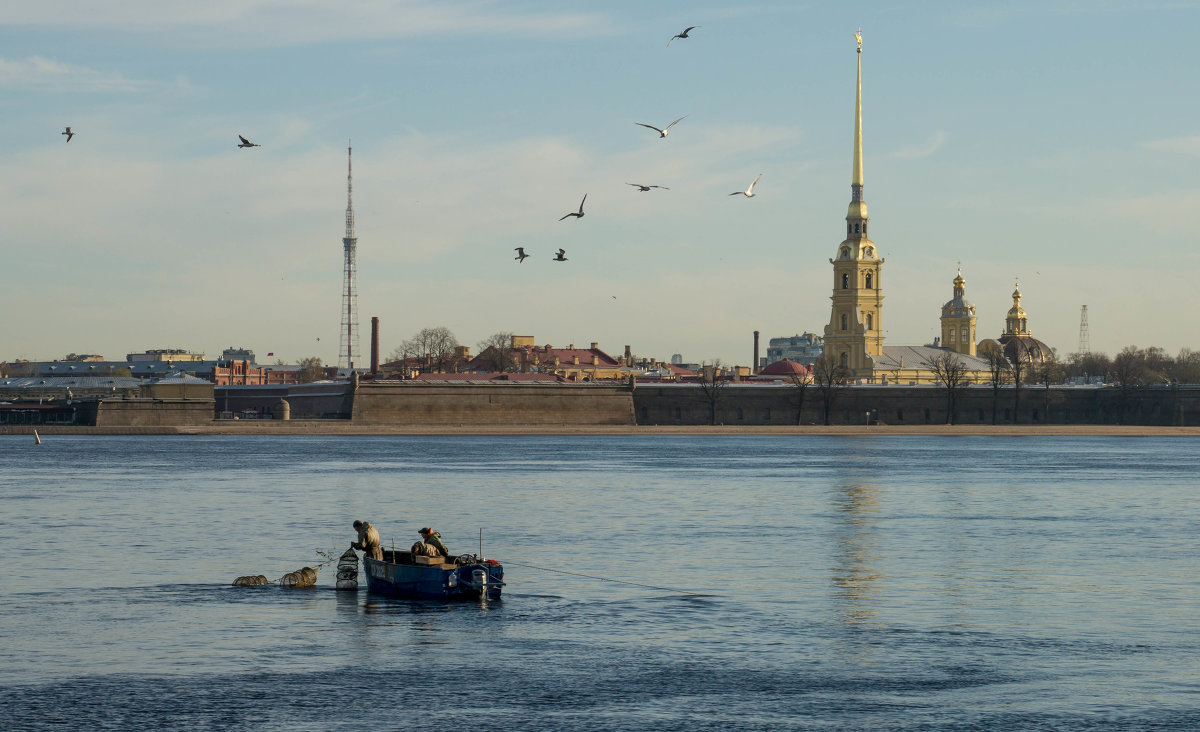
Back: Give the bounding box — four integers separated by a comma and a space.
852, 28, 863, 188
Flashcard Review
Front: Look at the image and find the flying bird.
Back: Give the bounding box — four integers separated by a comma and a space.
730, 173, 762, 197
668, 26, 700, 46
635, 116, 686, 139
553, 249, 568, 262
237, 135, 260, 148
514, 247, 529, 263
61, 127, 74, 142
559, 194, 587, 221
627, 183, 669, 192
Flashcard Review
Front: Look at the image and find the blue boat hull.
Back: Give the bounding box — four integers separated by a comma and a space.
363, 554, 504, 601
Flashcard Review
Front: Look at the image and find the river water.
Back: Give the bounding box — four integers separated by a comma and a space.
0, 435, 1197, 730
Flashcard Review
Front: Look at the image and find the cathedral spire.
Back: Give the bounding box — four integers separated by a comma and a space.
852, 27, 864, 193
846, 29, 869, 238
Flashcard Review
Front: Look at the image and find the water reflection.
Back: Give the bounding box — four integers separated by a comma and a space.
828, 482, 885, 625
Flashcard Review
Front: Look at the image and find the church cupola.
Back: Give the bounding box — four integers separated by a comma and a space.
940, 267, 977, 356
1005, 280, 1030, 336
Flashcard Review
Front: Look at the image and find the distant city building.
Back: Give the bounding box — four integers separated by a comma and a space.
221, 347, 256, 364
670, 354, 683, 365
60, 354, 105, 362
765, 333, 823, 367
127, 348, 204, 363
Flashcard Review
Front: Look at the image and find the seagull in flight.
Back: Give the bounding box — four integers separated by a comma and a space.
559, 194, 587, 221
668, 26, 700, 46
514, 247, 529, 263
237, 135, 260, 148
730, 173, 762, 197
636, 116, 686, 139
627, 183, 669, 192
61, 127, 74, 142
553, 249, 568, 262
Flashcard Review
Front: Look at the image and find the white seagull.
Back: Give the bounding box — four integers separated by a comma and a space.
237, 135, 260, 148
627, 183, 669, 192
514, 247, 529, 263
62, 127, 74, 142
636, 116, 686, 139
668, 26, 700, 46
559, 194, 587, 221
553, 249, 568, 262
729, 173, 762, 197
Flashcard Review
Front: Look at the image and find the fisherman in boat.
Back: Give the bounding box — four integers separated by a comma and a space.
415, 527, 449, 557
351, 519, 383, 560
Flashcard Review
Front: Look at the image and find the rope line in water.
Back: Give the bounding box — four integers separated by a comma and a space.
503, 560, 708, 596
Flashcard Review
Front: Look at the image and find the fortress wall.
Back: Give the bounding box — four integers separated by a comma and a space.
351, 381, 636, 425
633, 384, 1200, 426
94, 399, 217, 427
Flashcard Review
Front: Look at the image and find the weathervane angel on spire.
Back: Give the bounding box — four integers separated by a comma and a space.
855, 27, 863, 51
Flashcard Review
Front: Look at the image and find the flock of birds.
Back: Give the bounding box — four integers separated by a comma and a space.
508, 25, 762, 265
57, 24, 758, 269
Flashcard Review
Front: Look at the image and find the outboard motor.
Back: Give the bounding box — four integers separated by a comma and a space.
471, 568, 488, 599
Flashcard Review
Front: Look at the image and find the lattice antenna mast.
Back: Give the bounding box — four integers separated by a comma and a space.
339, 141, 360, 370
1078, 305, 1090, 355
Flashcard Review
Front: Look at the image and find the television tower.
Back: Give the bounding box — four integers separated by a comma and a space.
1078, 305, 1090, 355
338, 142, 360, 370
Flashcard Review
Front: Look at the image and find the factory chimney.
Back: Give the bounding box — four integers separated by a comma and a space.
370, 317, 380, 375
753, 331, 760, 374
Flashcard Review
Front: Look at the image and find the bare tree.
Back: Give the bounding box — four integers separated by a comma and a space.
475, 332, 515, 373
788, 373, 810, 425
392, 327, 459, 372
1170, 348, 1200, 384
1111, 346, 1153, 423
695, 361, 727, 425
926, 352, 970, 425
1034, 351, 1065, 422
811, 355, 849, 425
297, 356, 326, 383
979, 342, 1011, 424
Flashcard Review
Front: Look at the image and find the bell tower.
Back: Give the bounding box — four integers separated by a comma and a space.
824, 29, 884, 377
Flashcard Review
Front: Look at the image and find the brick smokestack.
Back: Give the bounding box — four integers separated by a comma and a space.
753, 330, 760, 374
370, 317, 380, 374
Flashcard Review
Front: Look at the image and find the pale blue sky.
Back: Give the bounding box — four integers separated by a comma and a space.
3, 1, 1197, 366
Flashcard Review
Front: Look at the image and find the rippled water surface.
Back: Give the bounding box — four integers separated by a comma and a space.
1, 435, 1198, 730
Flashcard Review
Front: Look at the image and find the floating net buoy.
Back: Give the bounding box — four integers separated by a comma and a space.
336, 548, 359, 591
232, 575, 269, 586
278, 567, 318, 588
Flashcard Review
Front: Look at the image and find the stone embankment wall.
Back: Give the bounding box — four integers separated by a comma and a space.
351, 380, 636, 425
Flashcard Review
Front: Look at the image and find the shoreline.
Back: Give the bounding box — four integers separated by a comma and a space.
4, 423, 1198, 437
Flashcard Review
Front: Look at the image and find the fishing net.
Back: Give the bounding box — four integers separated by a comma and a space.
336, 548, 359, 590
230, 547, 343, 588
278, 567, 318, 587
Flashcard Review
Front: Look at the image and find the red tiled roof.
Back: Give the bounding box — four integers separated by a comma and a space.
759, 358, 809, 377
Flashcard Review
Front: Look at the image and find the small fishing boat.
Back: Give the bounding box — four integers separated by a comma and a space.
363, 550, 504, 601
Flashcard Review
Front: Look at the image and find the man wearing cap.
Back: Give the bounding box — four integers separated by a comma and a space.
351, 519, 383, 560
418, 527, 449, 557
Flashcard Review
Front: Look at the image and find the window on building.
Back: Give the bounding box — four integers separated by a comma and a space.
840, 352, 849, 368
865, 272, 873, 289
841, 273, 849, 289
962, 330, 969, 343
841, 314, 848, 331
866, 314, 873, 330
949, 328, 956, 342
